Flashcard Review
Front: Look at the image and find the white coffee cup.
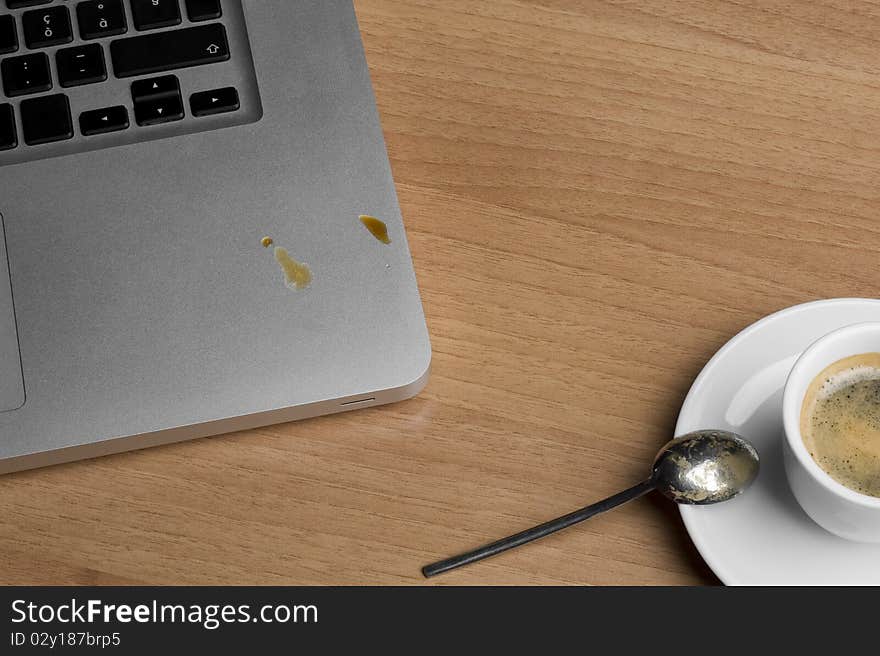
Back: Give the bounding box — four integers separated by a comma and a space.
782, 321, 880, 542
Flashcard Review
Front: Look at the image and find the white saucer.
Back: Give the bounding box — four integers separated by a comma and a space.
676, 298, 880, 585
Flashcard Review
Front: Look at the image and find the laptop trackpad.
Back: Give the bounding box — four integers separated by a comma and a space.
0, 213, 24, 412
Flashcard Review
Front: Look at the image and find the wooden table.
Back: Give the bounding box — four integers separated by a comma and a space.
5, 0, 879, 585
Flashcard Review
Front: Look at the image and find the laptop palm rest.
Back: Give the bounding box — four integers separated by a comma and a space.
0, 213, 24, 412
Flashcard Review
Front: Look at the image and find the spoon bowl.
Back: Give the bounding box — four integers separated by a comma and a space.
653, 430, 760, 505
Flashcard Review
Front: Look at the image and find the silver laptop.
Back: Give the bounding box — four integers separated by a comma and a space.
0, 0, 431, 473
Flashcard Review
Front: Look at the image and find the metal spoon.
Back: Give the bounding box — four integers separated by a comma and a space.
422, 429, 759, 578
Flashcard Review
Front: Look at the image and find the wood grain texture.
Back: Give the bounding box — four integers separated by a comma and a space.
6, 0, 880, 585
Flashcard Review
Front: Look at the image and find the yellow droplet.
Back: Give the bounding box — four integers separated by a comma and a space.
274, 247, 312, 290
261, 236, 274, 248
359, 215, 391, 244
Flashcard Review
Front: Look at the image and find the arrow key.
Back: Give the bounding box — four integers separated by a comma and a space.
134, 94, 184, 126
132, 75, 183, 126
131, 75, 179, 102
80, 106, 129, 136
190, 87, 239, 117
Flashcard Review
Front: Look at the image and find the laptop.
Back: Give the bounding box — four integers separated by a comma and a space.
0, 0, 431, 473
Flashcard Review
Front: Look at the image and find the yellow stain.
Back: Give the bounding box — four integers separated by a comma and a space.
274, 247, 312, 290
359, 215, 391, 244
261, 236, 274, 248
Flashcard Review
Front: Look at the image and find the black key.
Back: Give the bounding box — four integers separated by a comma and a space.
131, 74, 179, 101
134, 95, 183, 126
110, 23, 229, 78
190, 87, 239, 117
131, 75, 183, 126
80, 105, 128, 135
57, 44, 106, 87
130, 0, 180, 31
22, 6, 72, 48
0, 14, 17, 54
1, 52, 51, 96
0, 103, 16, 150
185, 0, 221, 22
76, 0, 127, 40
6, 1, 50, 9
20, 94, 72, 145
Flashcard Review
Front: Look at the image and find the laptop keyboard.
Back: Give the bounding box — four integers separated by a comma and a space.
0, 0, 261, 167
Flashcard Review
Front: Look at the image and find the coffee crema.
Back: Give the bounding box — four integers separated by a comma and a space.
800, 352, 880, 498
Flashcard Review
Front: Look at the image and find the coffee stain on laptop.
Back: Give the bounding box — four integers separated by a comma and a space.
359, 215, 391, 244
262, 237, 312, 290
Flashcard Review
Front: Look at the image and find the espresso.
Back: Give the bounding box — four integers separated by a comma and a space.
801, 353, 880, 498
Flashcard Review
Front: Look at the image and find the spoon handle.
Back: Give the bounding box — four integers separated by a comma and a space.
422, 479, 656, 578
